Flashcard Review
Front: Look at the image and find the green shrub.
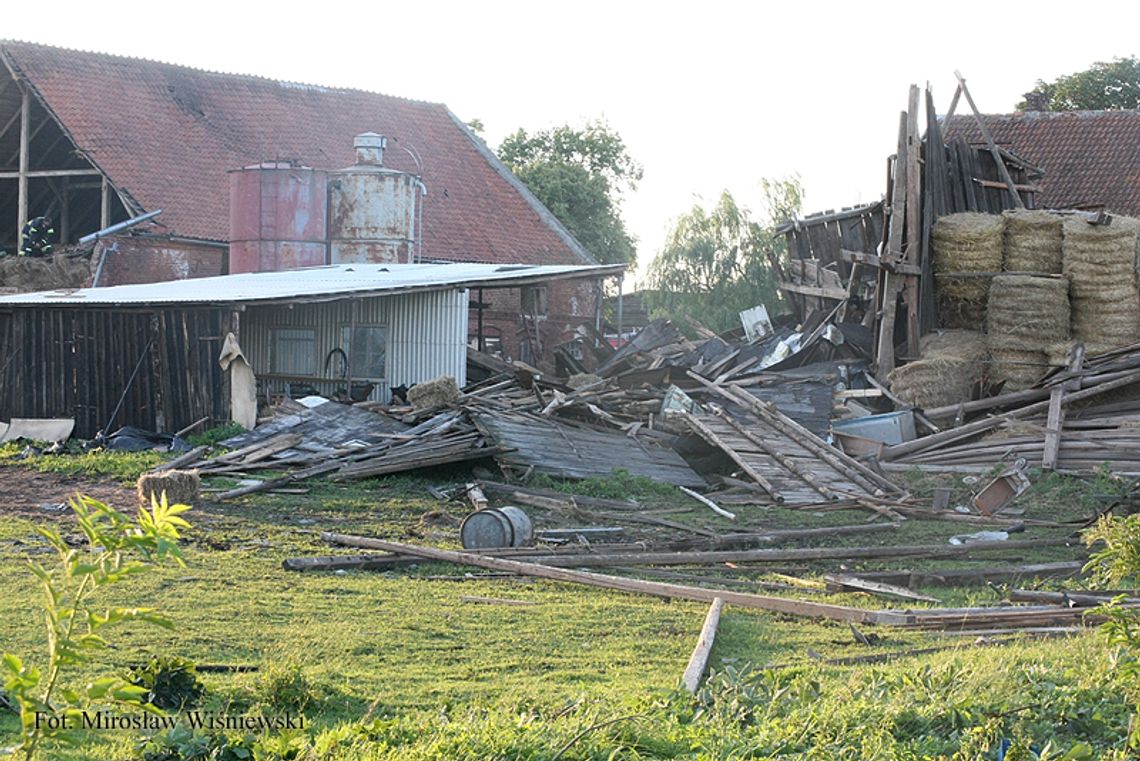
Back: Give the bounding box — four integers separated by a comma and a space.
125, 656, 205, 713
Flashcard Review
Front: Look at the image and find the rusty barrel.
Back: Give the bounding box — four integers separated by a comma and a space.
460, 506, 534, 549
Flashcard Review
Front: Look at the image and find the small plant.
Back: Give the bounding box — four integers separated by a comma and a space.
1, 494, 192, 760
1084, 513, 1140, 749
125, 656, 205, 713
253, 660, 315, 714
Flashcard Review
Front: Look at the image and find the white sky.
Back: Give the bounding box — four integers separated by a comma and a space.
10, 1, 1140, 283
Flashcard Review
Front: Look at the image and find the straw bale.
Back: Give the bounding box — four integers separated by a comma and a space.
985, 275, 1069, 350
407, 375, 460, 410
1002, 210, 1063, 273
136, 470, 200, 506
932, 213, 1004, 273
919, 330, 987, 361
567, 373, 602, 390
989, 348, 1049, 391
1062, 216, 1140, 296
888, 357, 979, 410
0, 254, 91, 292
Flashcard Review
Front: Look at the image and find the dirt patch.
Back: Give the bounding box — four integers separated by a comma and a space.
0, 466, 136, 520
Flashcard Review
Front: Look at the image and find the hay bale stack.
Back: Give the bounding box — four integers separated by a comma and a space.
407, 376, 460, 410
932, 213, 1004, 328
1062, 216, 1140, 354
136, 470, 200, 506
889, 329, 988, 409
986, 275, 1070, 347
1002, 210, 1063, 273
0, 254, 92, 292
984, 275, 1069, 390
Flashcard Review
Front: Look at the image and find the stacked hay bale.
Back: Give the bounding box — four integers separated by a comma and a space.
932, 213, 1004, 328
888, 330, 987, 409
0, 253, 92, 292
1062, 216, 1140, 355
1003, 209, 1063, 273
406, 375, 460, 410
985, 274, 1070, 390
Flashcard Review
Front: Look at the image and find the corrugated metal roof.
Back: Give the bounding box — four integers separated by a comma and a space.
0, 263, 623, 307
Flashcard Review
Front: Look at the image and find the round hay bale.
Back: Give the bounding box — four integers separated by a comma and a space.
985, 274, 1070, 350
888, 357, 979, 410
136, 470, 200, 506
919, 329, 987, 361
1062, 216, 1140, 297
1002, 210, 1063, 273
989, 348, 1048, 390
932, 213, 1004, 273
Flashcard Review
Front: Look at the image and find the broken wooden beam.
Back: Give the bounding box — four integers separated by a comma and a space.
681, 597, 724, 693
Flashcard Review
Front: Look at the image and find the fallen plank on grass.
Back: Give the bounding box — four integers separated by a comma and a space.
682, 597, 725, 693
319, 534, 909, 625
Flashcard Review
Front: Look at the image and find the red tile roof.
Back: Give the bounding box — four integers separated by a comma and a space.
943, 110, 1140, 216
0, 40, 594, 265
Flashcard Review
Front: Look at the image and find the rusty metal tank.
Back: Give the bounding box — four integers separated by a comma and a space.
228, 161, 328, 273
328, 133, 419, 264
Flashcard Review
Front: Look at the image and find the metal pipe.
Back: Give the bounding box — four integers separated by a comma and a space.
79, 208, 163, 244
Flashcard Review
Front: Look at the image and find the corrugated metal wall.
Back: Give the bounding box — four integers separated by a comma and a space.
242, 289, 468, 402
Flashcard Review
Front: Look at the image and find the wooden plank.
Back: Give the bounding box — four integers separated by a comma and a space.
777, 281, 848, 300
680, 410, 785, 502
681, 598, 724, 693
1043, 345, 1084, 470
824, 574, 940, 603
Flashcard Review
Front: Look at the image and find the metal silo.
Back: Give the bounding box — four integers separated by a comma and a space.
228, 161, 329, 273
328, 133, 421, 264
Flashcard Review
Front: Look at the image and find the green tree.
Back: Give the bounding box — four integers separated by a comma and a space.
498, 120, 642, 266
1019, 57, 1140, 111
643, 179, 802, 333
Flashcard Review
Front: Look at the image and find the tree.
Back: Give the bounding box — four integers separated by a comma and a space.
643, 179, 802, 334
498, 120, 642, 266
1019, 57, 1140, 111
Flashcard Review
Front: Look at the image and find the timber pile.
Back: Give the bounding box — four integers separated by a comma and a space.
882, 343, 1140, 473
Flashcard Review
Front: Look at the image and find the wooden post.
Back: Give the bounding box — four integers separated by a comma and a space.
1043, 344, 1085, 470
876, 112, 909, 377
903, 85, 922, 358
17, 88, 29, 240
100, 176, 111, 229
681, 598, 724, 693
60, 176, 70, 243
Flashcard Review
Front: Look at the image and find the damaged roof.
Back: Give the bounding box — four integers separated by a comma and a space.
943, 110, 1140, 215
0, 40, 595, 265
0, 262, 623, 307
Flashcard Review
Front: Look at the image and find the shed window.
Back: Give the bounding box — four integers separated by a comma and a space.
521, 286, 548, 317
341, 325, 387, 380
270, 328, 316, 375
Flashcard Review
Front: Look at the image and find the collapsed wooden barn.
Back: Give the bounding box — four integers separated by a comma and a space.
0, 262, 621, 438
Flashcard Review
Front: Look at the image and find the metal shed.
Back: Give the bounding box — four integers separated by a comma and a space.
0, 262, 622, 437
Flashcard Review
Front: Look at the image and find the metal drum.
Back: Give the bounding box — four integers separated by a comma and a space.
459, 506, 534, 549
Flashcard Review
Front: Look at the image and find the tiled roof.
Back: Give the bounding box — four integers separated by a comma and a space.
0, 41, 594, 265
943, 110, 1140, 215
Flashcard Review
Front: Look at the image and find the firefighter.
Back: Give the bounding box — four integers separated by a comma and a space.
20, 215, 54, 256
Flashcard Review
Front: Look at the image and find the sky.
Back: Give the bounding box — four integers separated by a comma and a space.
9, 1, 1140, 284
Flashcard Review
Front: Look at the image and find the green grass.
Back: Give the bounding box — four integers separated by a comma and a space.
0, 442, 164, 483
0, 457, 1135, 759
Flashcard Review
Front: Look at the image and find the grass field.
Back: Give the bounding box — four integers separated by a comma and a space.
0, 448, 1134, 759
